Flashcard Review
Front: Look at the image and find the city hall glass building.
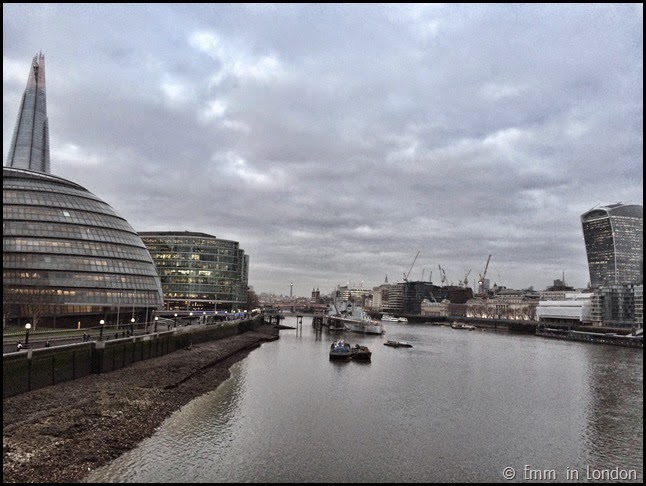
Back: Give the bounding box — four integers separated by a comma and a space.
139, 232, 249, 312
3, 168, 164, 326
581, 203, 643, 288
3, 53, 163, 327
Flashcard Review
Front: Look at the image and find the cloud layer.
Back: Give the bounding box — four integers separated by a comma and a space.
3, 4, 643, 296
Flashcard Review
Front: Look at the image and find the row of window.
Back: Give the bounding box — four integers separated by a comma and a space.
146, 245, 238, 254
4, 221, 142, 246
164, 292, 245, 302
4, 206, 132, 231
5, 237, 151, 261
158, 269, 236, 279
4, 189, 113, 214
152, 252, 237, 263
142, 238, 239, 249
4, 254, 159, 276
5, 287, 162, 306
4, 271, 161, 291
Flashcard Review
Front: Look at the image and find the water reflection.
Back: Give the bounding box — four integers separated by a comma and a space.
86, 317, 643, 483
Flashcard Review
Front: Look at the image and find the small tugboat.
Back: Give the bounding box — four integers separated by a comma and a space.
383, 340, 413, 348
351, 344, 372, 361
329, 340, 353, 360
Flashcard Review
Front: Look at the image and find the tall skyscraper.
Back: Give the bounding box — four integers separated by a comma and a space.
581, 203, 643, 288
5, 52, 50, 173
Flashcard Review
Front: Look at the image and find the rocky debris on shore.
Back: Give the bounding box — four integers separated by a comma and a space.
3, 325, 279, 483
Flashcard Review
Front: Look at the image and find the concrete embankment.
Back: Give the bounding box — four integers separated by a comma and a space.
2, 321, 279, 484
3, 315, 270, 399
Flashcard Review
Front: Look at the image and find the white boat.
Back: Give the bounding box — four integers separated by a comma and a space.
397, 317, 408, 323
327, 302, 385, 335
381, 313, 399, 322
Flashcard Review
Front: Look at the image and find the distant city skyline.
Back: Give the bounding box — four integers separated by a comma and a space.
3, 5, 643, 297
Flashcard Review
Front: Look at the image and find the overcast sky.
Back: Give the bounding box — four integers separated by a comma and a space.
3, 4, 643, 297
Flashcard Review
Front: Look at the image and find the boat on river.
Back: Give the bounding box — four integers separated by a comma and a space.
451, 322, 476, 331
329, 340, 353, 360
383, 340, 413, 348
351, 344, 372, 361
327, 302, 385, 335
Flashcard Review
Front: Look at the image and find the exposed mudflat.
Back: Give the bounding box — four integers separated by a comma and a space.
3, 325, 279, 483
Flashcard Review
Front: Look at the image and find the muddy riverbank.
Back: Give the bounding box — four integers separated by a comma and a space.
3, 324, 279, 483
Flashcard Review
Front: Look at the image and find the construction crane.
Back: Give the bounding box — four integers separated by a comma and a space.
478, 255, 492, 295
403, 251, 420, 282
463, 269, 471, 288
438, 264, 447, 287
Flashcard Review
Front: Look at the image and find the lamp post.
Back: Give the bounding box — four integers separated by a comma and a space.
154, 316, 159, 333
174, 313, 178, 328
130, 317, 135, 336
24, 323, 31, 346
189, 312, 193, 325
99, 319, 105, 341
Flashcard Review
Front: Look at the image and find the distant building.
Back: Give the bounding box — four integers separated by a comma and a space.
6, 52, 50, 173
421, 299, 450, 318
581, 203, 643, 288
335, 285, 371, 306
590, 284, 639, 328
139, 231, 248, 312
310, 287, 321, 304
536, 292, 593, 326
466, 290, 538, 320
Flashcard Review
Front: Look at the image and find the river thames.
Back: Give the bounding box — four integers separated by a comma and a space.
85, 316, 643, 483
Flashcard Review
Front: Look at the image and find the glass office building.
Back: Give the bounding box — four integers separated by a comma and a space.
3, 167, 164, 326
6, 52, 50, 173
139, 231, 249, 312
581, 203, 643, 288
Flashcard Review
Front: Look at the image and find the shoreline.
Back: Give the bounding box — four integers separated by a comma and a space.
2, 324, 279, 484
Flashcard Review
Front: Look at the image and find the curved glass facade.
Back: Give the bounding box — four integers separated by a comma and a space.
581, 204, 643, 288
3, 167, 164, 326
140, 231, 249, 312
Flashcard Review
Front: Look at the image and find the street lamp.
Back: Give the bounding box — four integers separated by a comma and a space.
189, 312, 193, 325
154, 316, 159, 333
24, 323, 31, 346
130, 317, 135, 336
174, 313, 178, 328
99, 319, 105, 341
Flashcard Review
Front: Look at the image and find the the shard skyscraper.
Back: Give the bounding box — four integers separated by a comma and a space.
5, 52, 50, 173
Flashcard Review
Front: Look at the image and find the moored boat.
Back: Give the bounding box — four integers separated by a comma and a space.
381, 313, 399, 322
327, 302, 385, 335
451, 322, 476, 331
351, 344, 372, 361
329, 340, 353, 360
383, 340, 413, 348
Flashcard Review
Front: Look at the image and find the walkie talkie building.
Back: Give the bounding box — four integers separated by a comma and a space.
581, 203, 643, 288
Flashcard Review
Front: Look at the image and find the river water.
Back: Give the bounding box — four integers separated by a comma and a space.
85, 316, 643, 483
